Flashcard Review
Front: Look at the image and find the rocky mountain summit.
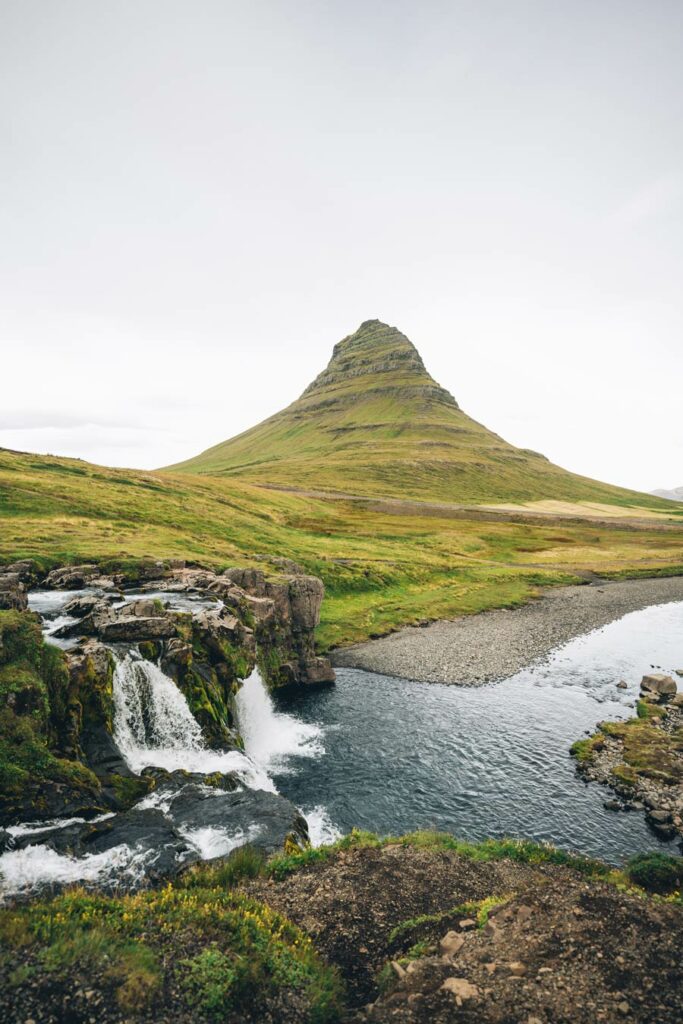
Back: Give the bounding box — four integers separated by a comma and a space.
300, 319, 459, 410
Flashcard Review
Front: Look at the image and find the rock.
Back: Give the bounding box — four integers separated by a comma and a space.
640, 673, 677, 698
507, 961, 527, 976
439, 931, 465, 958
0, 572, 28, 611
390, 961, 406, 980
618, 1001, 630, 1015
483, 919, 502, 941
676, 669, 683, 678
459, 918, 477, 931
440, 977, 479, 1004
163, 783, 310, 856
287, 575, 325, 630
4, 560, 39, 585
616, 680, 628, 689
0, 828, 15, 853
647, 808, 673, 824
646, 808, 676, 839
43, 564, 99, 589
671, 692, 683, 708
99, 615, 177, 642
140, 767, 240, 795
63, 594, 111, 618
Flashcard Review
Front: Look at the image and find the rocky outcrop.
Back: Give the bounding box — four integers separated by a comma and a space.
9, 768, 309, 895
223, 567, 335, 688
0, 560, 333, 827
572, 674, 683, 842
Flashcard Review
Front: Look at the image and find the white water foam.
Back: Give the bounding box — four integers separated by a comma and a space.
112, 653, 273, 791
0, 843, 157, 902
179, 823, 263, 860
304, 806, 342, 847
6, 813, 115, 839
235, 670, 324, 772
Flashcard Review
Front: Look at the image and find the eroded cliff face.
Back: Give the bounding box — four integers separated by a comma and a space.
0, 559, 334, 828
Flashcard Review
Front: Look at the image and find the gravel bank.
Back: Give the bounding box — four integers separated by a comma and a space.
332, 576, 683, 684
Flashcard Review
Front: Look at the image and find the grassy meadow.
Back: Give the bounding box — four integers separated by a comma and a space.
2, 447, 683, 650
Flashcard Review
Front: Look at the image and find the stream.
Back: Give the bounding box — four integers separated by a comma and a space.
0, 595, 681, 900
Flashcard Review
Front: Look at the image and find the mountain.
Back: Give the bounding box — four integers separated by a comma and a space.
652, 487, 683, 502
168, 319, 664, 508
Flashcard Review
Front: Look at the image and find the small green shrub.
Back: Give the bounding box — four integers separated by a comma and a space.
626, 853, 683, 895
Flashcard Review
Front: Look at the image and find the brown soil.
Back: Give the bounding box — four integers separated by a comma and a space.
247, 845, 683, 1023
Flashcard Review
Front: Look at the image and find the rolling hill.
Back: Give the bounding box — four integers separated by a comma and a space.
168, 319, 668, 510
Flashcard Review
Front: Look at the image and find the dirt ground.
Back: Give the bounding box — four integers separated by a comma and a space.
248, 844, 683, 1023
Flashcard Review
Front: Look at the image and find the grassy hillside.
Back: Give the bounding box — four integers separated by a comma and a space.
168, 320, 672, 510
2, 447, 683, 650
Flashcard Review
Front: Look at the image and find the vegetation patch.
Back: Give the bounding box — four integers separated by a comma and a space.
626, 853, 683, 895
0, 883, 344, 1023
2, 447, 683, 650
0, 610, 101, 823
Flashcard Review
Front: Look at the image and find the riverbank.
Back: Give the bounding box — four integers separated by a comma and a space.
332, 576, 683, 684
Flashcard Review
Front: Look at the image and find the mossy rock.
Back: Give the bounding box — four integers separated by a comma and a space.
0, 610, 103, 825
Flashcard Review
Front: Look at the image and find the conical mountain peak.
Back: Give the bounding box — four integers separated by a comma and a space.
169, 320, 641, 509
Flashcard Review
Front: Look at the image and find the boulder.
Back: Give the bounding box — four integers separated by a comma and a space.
140, 767, 241, 795
439, 931, 465, 958
4, 560, 40, 585
63, 594, 112, 619
640, 673, 677, 699
43, 564, 99, 589
440, 978, 479, 1004
0, 572, 28, 611
165, 785, 310, 856
646, 808, 677, 839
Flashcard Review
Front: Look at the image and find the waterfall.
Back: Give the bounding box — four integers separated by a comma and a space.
114, 652, 205, 757
235, 670, 323, 771
112, 652, 274, 791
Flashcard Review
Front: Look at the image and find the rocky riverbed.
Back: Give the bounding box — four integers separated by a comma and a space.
333, 576, 683, 684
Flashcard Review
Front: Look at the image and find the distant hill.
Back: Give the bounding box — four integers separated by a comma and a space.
652, 486, 683, 502
168, 319, 666, 509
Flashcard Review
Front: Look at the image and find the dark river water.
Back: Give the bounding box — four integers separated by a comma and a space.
272, 601, 683, 864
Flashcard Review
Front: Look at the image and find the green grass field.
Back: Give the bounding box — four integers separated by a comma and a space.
2, 447, 682, 650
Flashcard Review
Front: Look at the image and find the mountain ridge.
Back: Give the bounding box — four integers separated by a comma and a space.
167, 320, 666, 509
652, 486, 683, 502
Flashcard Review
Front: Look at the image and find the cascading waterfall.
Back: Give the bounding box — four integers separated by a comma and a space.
0, 642, 336, 900
235, 669, 324, 771
112, 652, 274, 791
235, 671, 340, 846
114, 652, 205, 757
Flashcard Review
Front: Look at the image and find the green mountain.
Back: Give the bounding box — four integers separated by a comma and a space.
173, 318, 658, 507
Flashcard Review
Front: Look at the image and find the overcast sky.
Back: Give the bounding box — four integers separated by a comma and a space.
2, 1, 681, 493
